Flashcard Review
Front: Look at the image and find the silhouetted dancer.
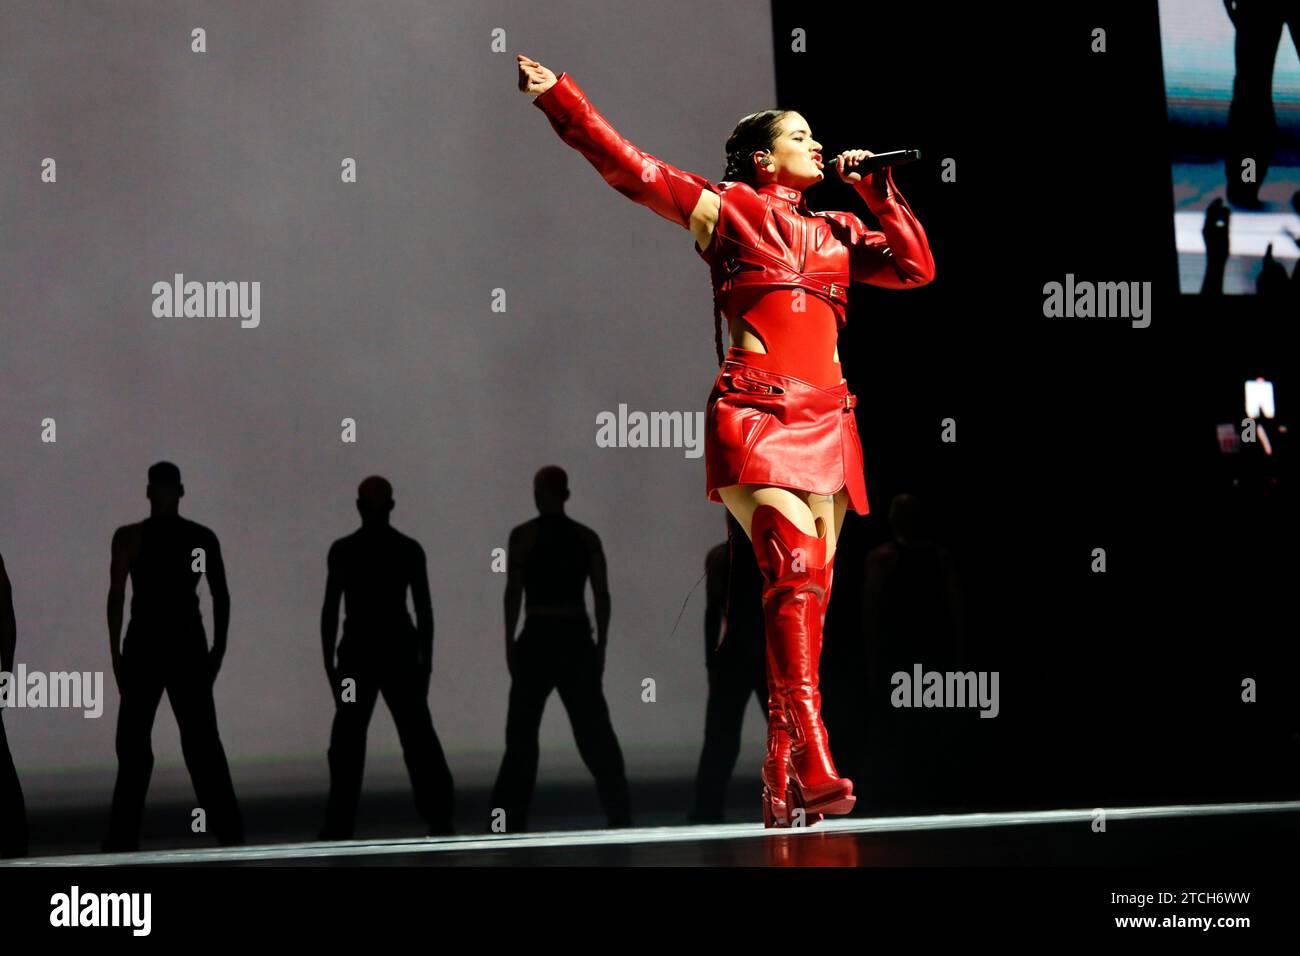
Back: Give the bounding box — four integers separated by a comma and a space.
862, 493, 965, 809
491, 466, 632, 831
687, 512, 767, 823
0, 552, 30, 858
320, 476, 455, 838
1223, 0, 1300, 208
103, 462, 244, 852
864, 494, 965, 697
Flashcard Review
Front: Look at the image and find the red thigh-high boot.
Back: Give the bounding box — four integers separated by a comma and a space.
761, 629, 792, 828
778, 528, 837, 825
751, 505, 855, 820
811, 534, 836, 733
751, 506, 804, 829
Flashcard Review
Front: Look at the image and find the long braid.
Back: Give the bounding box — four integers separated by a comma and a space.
712, 285, 726, 366
712, 150, 748, 367
712, 111, 785, 366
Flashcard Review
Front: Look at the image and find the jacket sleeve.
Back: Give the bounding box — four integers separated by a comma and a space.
846, 166, 936, 289
533, 72, 717, 229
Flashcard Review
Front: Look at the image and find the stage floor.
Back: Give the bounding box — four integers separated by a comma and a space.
5, 800, 1297, 867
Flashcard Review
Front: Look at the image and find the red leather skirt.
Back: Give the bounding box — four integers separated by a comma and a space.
705, 351, 870, 516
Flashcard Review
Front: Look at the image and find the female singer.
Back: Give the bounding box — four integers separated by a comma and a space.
517, 54, 935, 827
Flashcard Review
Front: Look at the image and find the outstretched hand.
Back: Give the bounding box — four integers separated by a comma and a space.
517, 54, 557, 96
1202, 197, 1230, 264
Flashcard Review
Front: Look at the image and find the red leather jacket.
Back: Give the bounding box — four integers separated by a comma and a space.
532, 72, 935, 329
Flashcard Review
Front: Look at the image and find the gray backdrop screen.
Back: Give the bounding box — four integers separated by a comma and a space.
0, 0, 776, 802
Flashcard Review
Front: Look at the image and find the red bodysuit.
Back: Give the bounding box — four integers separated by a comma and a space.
726, 289, 842, 389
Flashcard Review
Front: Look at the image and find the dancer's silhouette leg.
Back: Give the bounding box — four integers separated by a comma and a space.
689, 649, 767, 822
554, 627, 632, 827
168, 640, 244, 845
104, 636, 168, 851
491, 627, 555, 832
1225, 4, 1287, 202
0, 711, 28, 858
321, 653, 383, 838
380, 660, 455, 834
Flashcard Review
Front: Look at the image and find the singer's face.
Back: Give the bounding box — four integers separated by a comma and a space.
771, 113, 824, 186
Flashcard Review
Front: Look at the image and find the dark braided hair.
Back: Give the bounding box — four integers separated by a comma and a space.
711, 109, 791, 365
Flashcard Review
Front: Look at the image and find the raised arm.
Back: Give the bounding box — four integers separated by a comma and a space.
519, 55, 718, 231
836, 158, 935, 289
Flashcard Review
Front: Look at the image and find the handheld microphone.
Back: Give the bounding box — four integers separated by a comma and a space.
828, 148, 922, 172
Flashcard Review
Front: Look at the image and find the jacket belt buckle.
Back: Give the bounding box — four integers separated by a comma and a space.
841, 394, 856, 410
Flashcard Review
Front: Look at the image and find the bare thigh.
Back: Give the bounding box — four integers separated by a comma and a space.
718, 484, 851, 560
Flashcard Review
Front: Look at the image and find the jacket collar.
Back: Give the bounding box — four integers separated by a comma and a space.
756, 181, 810, 212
